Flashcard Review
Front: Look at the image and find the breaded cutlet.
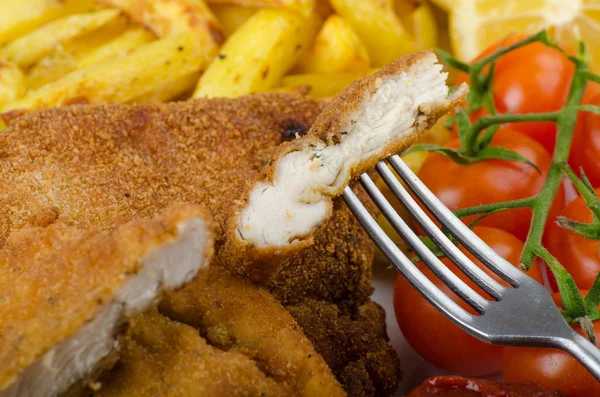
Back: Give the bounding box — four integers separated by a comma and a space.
227, 51, 467, 279
287, 299, 401, 397
0, 204, 213, 397
96, 266, 346, 397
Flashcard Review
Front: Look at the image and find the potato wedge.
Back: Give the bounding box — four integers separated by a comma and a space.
211, 5, 256, 37
277, 72, 365, 98
205, 0, 315, 17
129, 72, 201, 103
0, 0, 100, 43
5, 33, 207, 110
78, 28, 156, 68
1, 9, 121, 69
330, 0, 415, 66
296, 14, 370, 74
411, 4, 438, 50
62, 14, 132, 59
26, 51, 79, 90
99, 0, 223, 59
0, 62, 25, 108
194, 9, 320, 98
26, 16, 135, 90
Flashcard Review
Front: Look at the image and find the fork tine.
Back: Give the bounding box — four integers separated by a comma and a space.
387, 155, 525, 285
375, 161, 507, 299
358, 174, 489, 313
342, 186, 475, 322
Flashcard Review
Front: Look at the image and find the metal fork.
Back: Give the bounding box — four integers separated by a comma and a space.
343, 154, 600, 380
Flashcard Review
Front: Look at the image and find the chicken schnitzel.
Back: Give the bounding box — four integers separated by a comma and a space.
96, 266, 345, 397
227, 51, 467, 279
0, 204, 213, 397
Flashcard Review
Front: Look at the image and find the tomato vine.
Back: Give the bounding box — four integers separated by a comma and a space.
414, 30, 600, 342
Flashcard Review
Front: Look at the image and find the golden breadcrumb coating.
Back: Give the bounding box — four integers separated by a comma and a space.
156, 266, 346, 397
287, 299, 400, 397
95, 311, 290, 397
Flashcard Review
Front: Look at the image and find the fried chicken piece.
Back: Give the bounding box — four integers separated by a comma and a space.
0, 204, 213, 397
155, 266, 346, 397
266, 191, 375, 305
287, 299, 401, 397
95, 311, 291, 397
226, 51, 467, 279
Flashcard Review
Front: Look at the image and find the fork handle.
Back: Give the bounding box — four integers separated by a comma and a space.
559, 331, 600, 381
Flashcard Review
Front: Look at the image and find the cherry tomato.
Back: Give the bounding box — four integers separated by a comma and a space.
455, 35, 574, 153
546, 188, 600, 290
393, 226, 544, 376
417, 128, 564, 241
570, 93, 600, 189
502, 292, 600, 397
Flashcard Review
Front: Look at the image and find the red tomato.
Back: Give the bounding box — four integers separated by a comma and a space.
571, 93, 600, 189
393, 226, 544, 376
417, 128, 564, 241
502, 292, 600, 397
546, 188, 600, 290
455, 35, 575, 153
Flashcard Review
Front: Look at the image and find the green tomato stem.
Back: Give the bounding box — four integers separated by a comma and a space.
453, 197, 535, 219
462, 112, 559, 156
520, 62, 589, 271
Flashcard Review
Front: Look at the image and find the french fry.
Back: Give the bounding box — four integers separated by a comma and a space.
129, 72, 201, 103
411, 4, 438, 50
1, 9, 121, 69
0, 0, 100, 44
329, 0, 416, 67
27, 51, 79, 90
211, 5, 256, 37
99, 0, 223, 59
295, 14, 370, 74
205, 0, 315, 17
26, 16, 136, 90
5, 33, 207, 110
277, 72, 365, 98
62, 14, 132, 59
194, 9, 320, 98
78, 28, 156, 68
0, 62, 25, 108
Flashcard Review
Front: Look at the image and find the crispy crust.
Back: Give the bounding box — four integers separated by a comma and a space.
225, 51, 468, 280
157, 266, 347, 397
95, 311, 292, 397
0, 203, 213, 391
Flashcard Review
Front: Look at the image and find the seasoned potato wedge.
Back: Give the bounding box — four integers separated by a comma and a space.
99, 0, 223, 59
211, 5, 256, 36
330, 0, 415, 66
0, 0, 100, 43
26, 16, 136, 90
78, 28, 156, 68
277, 71, 365, 97
1, 9, 121, 69
295, 14, 370, 73
0, 62, 25, 108
206, 0, 315, 16
194, 9, 319, 98
5, 33, 207, 110
129, 72, 201, 103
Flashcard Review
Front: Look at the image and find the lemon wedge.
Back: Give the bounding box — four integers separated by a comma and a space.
449, 0, 600, 70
